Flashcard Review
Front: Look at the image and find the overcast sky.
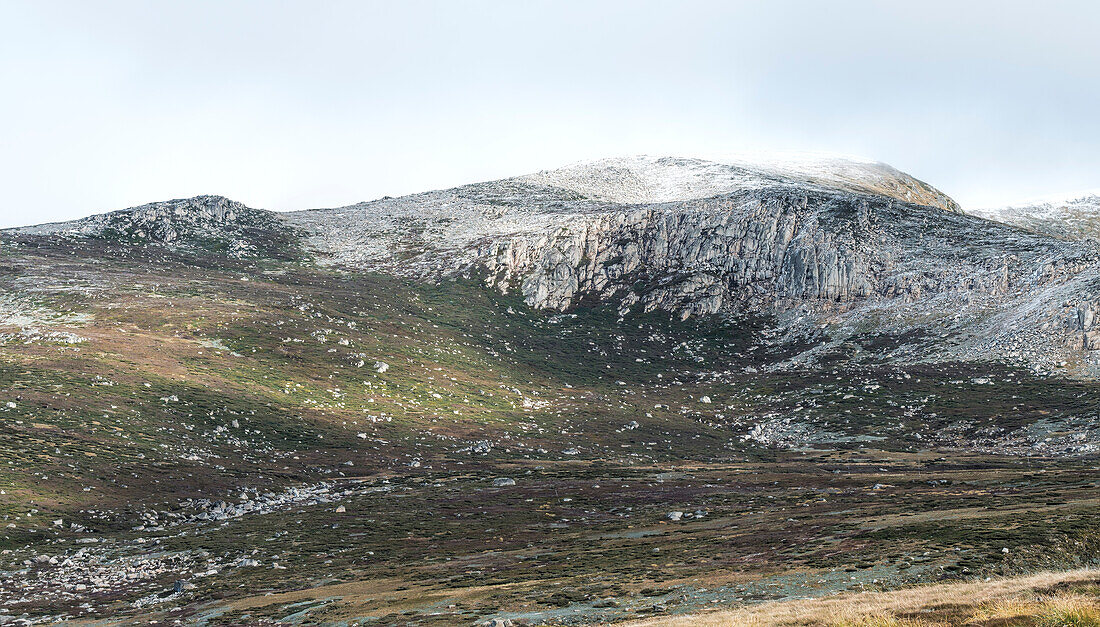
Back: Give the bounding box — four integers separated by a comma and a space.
2, 1, 1099, 227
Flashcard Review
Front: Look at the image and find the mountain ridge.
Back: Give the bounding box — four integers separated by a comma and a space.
969, 193, 1100, 243
7, 155, 1100, 377
8, 154, 961, 231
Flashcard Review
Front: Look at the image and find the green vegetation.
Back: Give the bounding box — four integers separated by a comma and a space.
0, 234, 1097, 624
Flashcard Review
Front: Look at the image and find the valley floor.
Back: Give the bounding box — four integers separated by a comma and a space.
5, 453, 1098, 625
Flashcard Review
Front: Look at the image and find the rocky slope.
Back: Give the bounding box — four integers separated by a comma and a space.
286, 155, 960, 277
16, 195, 296, 259
284, 156, 1100, 376
515, 155, 961, 210
4, 155, 1100, 624
10, 155, 1100, 376
970, 193, 1100, 242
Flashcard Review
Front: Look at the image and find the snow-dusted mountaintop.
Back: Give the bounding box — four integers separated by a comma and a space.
9, 154, 960, 236
970, 193, 1100, 242
7, 153, 966, 283
520, 155, 960, 211
284, 154, 963, 273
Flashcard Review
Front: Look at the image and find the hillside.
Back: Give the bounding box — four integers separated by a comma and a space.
17, 195, 299, 259
286, 155, 962, 276
0, 156, 1099, 625
624, 569, 1100, 626
970, 193, 1100, 243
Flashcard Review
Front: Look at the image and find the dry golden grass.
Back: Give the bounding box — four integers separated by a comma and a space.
620, 570, 1100, 626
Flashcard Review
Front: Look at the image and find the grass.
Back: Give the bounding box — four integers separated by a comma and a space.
623, 570, 1100, 626
0, 234, 1098, 623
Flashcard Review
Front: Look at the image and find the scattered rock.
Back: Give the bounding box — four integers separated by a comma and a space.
593, 598, 621, 608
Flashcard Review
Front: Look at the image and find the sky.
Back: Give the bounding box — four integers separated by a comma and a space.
2, 1, 1099, 228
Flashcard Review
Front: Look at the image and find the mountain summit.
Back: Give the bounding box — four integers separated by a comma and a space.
518, 155, 962, 211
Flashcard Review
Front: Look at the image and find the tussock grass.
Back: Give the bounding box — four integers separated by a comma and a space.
623, 570, 1100, 626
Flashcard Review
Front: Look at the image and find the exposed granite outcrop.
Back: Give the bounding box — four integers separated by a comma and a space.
481, 190, 1092, 323
13, 195, 295, 259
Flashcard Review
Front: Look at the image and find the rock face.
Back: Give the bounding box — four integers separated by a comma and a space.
13, 195, 295, 259
481, 188, 1093, 318
483, 191, 912, 317
1065, 296, 1100, 351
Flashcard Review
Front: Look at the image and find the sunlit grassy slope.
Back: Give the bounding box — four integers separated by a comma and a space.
1, 233, 1099, 624
624, 569, 1100, 626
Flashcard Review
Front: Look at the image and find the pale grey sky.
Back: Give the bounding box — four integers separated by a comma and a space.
2, 1, 1099, 227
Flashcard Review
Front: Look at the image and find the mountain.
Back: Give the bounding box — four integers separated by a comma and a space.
284, 156, 1098, 376
287, 155, 961, 277
10, 156, 1100, 375
17, 194, 298, 259
4, 156, 1100, 624
970, 192, 1100, 242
